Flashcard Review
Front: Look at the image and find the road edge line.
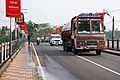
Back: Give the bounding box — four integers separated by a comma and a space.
31, 43, 46, 80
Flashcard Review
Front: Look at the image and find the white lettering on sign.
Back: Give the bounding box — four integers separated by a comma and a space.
10, 1, 18, 4
9, 6, 19, 9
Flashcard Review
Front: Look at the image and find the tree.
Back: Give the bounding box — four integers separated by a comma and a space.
26, 20, 55, 38
0, 26, 10, 43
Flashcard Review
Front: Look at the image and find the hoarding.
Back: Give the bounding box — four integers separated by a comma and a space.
20, 22, 26, 30
56, 27, 61, 34
6, 0, 21, 17
20, 22, 28, 35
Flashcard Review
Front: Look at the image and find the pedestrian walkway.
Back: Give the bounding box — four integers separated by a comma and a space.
0, 43, 35, 80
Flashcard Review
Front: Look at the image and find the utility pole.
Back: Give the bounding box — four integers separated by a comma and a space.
103, 9, 115, 48
112, 16, 114, 48
10, 17, 12, 56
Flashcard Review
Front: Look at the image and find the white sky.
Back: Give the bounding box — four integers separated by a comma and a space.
0, 0, 120, 30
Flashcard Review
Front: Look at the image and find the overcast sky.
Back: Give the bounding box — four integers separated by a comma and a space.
0, 0, 120, 30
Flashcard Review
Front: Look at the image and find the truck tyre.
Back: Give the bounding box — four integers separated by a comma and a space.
73, 44, 78, 55
63, 45, 68, 51
63, 45, 65, 51
96, 50, 101, 55
50, 43, 53, 46
63, 42, 66, 51
68, 47, 72, 52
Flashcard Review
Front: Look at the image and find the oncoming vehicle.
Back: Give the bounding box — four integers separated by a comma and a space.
36, 37, 41, 45
61, 13, 106, 55
49, 34, 63, 46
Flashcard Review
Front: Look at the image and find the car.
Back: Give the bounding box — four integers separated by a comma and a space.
49, 34, 62, 46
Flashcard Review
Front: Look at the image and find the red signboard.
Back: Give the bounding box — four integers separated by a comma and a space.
6, 0, 21, 17
99, 13, 104, 21
20, 22, 26, 30
56, 27, 61, 34
20, 22, 28, 35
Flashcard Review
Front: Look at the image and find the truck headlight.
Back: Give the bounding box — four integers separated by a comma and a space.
60, 40, 63, 43
99, 41, 105, 45
78, 42, 86, 45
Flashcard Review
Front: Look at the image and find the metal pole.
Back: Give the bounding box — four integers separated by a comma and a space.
112, 16, 114, 40
15, 19, 17, 40
10, 17, 12, 56
107, 39, 109, 48
112, 16, 114, 48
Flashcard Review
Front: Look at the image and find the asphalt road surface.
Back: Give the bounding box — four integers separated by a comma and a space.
34, 43, 120, 80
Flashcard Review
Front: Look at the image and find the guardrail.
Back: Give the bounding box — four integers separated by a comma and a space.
107, 39, 120, 50
0, 39, 23, 68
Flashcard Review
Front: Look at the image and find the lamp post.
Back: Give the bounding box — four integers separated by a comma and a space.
103, 9, 115, 48
112, 16, 114, 41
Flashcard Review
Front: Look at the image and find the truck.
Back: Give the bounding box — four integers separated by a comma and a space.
61, 13, 106, 55
49, 34, 63, 46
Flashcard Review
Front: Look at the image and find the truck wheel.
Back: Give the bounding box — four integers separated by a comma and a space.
50, 43, 53, 46
63, 42, 66, 51
65, 46, 68, 52
68, 47, 72, 52
73, 44, 78, 55
63, 45, 65, 51
96, 50, 101, 55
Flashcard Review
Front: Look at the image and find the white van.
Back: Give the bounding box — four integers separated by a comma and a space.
49, 34, 62, 46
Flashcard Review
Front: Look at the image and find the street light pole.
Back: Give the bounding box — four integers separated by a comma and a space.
103, 9, 115, 48
10, 17, 12, 56
112, 16, 114, 48
112, 16, 114, 40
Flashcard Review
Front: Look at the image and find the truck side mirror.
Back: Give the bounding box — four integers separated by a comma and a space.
104, 26, 106, 30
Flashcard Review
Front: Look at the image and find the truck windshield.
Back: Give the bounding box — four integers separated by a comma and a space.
91, 21, 103, 32
78, 21, 90, 31
78, 20, 103, 32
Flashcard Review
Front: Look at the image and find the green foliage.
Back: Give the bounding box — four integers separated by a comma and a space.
106, 30, 120, 40
0, 26, 10, 43
26, 20, 55, 38
0, 35, 9, 43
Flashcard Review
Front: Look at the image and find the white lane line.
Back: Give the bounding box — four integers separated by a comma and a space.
103, 52, 120, 59
31, 43, 46, 80
55, 46, 120, 76
76, 56, 120, 76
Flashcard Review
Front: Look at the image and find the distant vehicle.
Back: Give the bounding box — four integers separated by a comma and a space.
36, 37, 41, 45
49, 34, 62, 46
45, 37, 49, 42
61, 13, 106, 55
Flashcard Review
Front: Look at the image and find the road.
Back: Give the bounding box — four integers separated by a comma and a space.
34, 43, 120, 80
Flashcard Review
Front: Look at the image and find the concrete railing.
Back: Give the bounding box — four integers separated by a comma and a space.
107, 39, 120, 50
0, 39, 22, 68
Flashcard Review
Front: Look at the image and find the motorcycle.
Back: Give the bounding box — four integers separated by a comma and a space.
36, 40, 40, 45
36, 37, 41, 45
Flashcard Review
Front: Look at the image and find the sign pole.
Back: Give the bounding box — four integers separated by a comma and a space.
15, 19, 17, 40
10, 17, 12, 56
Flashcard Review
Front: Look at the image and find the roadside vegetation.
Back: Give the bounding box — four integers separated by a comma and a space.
0, 20, 120, 43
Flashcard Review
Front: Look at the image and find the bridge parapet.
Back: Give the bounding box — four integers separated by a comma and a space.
107, 39, 120, 51
0, 39, 23, 68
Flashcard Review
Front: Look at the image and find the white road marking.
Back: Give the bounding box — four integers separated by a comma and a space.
103, 52, 120, 59
55, 46, 120, 76
76, 56, 120, 76
31, 43, 46, 80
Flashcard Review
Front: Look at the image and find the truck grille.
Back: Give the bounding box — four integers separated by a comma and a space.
87, 41, 98, 45
55, 40, 60, 41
